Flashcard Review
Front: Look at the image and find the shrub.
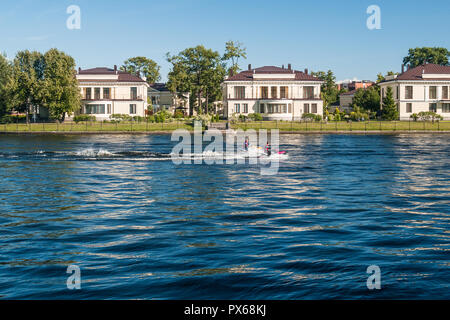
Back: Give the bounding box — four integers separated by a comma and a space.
248, 113, 263, 121
410, 113, 419, 122
302, 113, 321, 122
1, 114, 27, 123
238, 114, 248, 122
417, 111, 443, 122
132, 116, 145, 123
74, 115, 96, 123
110, 114, 132, 122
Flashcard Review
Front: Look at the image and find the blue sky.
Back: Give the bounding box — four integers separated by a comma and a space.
1, 0, 449, 82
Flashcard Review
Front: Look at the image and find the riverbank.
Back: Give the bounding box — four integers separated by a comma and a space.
1, 120, 450, 134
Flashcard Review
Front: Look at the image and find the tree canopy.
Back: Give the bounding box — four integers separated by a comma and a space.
121, 56, 161, 84
167, 45, 225, 115
352, 86, 380, 112
40, 49, 81, 121
5, 49, 80, 122
311, 70, 339, 109
223, 40, 247, 75
0, 53, 13, 116
403, 47, 450, 68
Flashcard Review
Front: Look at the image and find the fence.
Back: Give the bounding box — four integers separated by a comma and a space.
231, 120, 450, 132
0, 119, 193, 133
1, 120, 450, 133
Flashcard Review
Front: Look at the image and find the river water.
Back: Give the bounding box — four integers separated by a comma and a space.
0, 133, 449, 299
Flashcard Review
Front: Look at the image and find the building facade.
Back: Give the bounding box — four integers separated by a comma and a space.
379, 64, 450, 120
222, 65, 323, 120
76, 66, 149, 120
338, 89, 357, 112
148, 83, 189, 115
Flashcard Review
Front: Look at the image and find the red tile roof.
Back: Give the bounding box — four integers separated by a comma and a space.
225, 66, 322, 82
390, 64, 450, 81
78, 67, 146, 83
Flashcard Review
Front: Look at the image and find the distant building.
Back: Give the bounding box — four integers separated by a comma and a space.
148, 83, 189, 115
76, 66, 149, 120
378, 63, 450, 120
339, 89, 358, 112
338, 80, 374, 91
337, 81, 375, 112
222, 64, 323, 120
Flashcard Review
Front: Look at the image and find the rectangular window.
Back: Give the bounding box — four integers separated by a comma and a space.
243, 104, 248, 113
103, 88, 110, 100
271, 87, 277, 99
234, 103, 240, 113
303, 87, 314, 99
260, 87, 269, 99
288, 104, 292, 113
429, 103, 437, 112
396, 86, 400, 99
234, 86, 245, 99
280, 86, 288, 99
130, 104, 137, 114
443, 103, 450, 113
85, 104, 105, 114
381, 88, 385, 98
94, 88, 101, 100
429, 86, 437, 99
260, 103, 265, 113
311, 104, 318, 114
443, 86, 449, 100
304, 103, 310, 113
405, 86, 413, 99
84, 88, 92, 100
406, 103, 412, 113
131, 87, 138, 100
107, 104, 112, 114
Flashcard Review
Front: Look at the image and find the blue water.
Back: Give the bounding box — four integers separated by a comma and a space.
0, 134, 449, 299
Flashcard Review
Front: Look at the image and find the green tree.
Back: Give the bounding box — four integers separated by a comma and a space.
381, 87, 399, 120
352, 86, 380, 112
167, 45, 225, 115
223, 40, 247, 75
403, 47, 450, 68
121, 56, 161, 84
311, 70, 339, 110
0, 53, 13, 117
10, 50, 45, 123
40, 49, 81, 122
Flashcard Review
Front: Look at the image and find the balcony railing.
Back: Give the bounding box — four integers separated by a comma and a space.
82, 95, 144, 101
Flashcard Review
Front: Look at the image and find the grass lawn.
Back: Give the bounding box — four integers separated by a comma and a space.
231, 120, 450, 132
0, 121, 194, 133
1, 120, 450, 133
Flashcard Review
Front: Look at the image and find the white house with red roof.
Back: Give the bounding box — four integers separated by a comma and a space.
222, 64, 324, 120
379, 63, 450, 120
76, 66, 149, 120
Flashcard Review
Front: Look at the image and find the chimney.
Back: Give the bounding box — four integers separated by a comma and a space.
114, 65, 117, 72
401, 64, 404, 73
248, 64, 251, 71
282, 64, 285, 69
407, 64, 410, 70
78, 67, 81, 73
229, 68, 234, 77
304, 68, 308, 75
288, 64, 292, 70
